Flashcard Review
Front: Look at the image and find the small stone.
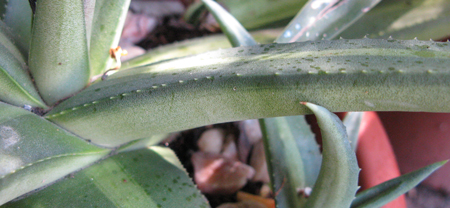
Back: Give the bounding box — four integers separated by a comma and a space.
238, 120, 263, 162
191, 152, 255, 195
222, 135, 238, 161
119, 42, 145, 61
249, 140, 270, 183
129, 0, 185, 18
197, 128, 225, 154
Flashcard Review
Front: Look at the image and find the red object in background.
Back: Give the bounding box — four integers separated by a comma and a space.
378, 112, 450, 194
357, 112, 406, 208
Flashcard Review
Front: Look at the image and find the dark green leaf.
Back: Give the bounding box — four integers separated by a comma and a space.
351, 160, 447, 208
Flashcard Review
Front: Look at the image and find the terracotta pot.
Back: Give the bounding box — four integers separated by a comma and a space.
356, 112, 406, 208
378, 112, 450, 194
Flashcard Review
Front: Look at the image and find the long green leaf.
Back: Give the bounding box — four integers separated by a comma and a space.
0, 102, 109, 205
89, 0, 130, 77
2, 0, 32, 58
339, 0, 450, 40
202, 0, 256, 47
3, 146, 210, 208
351, 160, 447, 208
28, 0, 90, 105
46, 39, 450, 147
276, 0, 381, 43
301, 102, 359, 208
122, 29, 280, 70
260, 116, 321, 207
0, 22, 46, 108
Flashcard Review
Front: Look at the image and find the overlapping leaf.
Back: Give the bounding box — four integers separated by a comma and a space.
0, 102, 109, 205
3, 146, 209, 208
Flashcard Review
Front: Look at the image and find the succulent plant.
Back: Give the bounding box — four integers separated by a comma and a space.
0, 0, 449, 207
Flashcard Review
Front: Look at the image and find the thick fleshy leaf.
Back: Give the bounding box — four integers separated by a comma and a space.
0, 102, 109, 205
202, 0, 256, 47
216, 0, 308, 30
276, 0, 381, 43
89, 0, 130, 77
46, 39, 450, 147
2, 0, 32, 58
28, 0, 90, 105
260, 116, 321, 207
340, 0, 450, 40
3, 146, 210, 208
343, 112, 364, 152
0, 22, 46, 108
122, 29, 280, 70
301, 102, 359, 208
351, 160, 447, 208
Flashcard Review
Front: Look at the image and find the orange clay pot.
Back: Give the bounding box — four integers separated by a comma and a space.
356, 112, 406, 208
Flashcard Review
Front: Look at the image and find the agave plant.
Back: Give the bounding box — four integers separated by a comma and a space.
0, 0, 449, 207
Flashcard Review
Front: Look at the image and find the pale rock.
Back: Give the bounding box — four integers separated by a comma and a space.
197, 128, 225, 154
222, 135, 238, 161
191, 152, 255, 195
121, 11, 158, 44
249, 140, 270, 183
238, 119, 263, 162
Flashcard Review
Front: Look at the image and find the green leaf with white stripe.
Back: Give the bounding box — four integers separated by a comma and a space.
89, 0, 130, 77
3, 146, 210, 208
302, 102, 359, 208
0, 102, 109, 205
339, 0, 450, 40
46, 39, 450, 147
0, 21, 46, 108
29, 0, 90, 105
351, 160, 447, 208
276, 0, 382, 43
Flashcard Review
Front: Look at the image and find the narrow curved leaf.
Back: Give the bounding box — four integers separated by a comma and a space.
260, 116, 321, 207
301, 102, 359, 208
2, 0, 32, 58
343, 112, 364, 152
0, 22, 46, 108
122, 29, 280, 70
0, 102, 109, 205
202, 0, 256, 47
216, 0, 308, 30
29, 0, 90, 105
339, 0, 450, 40
46, 39, 450, 147
276, 0, 381, 43
3, 146, 210, 208
351, 160, 447, 208
89, 0, 130, 77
